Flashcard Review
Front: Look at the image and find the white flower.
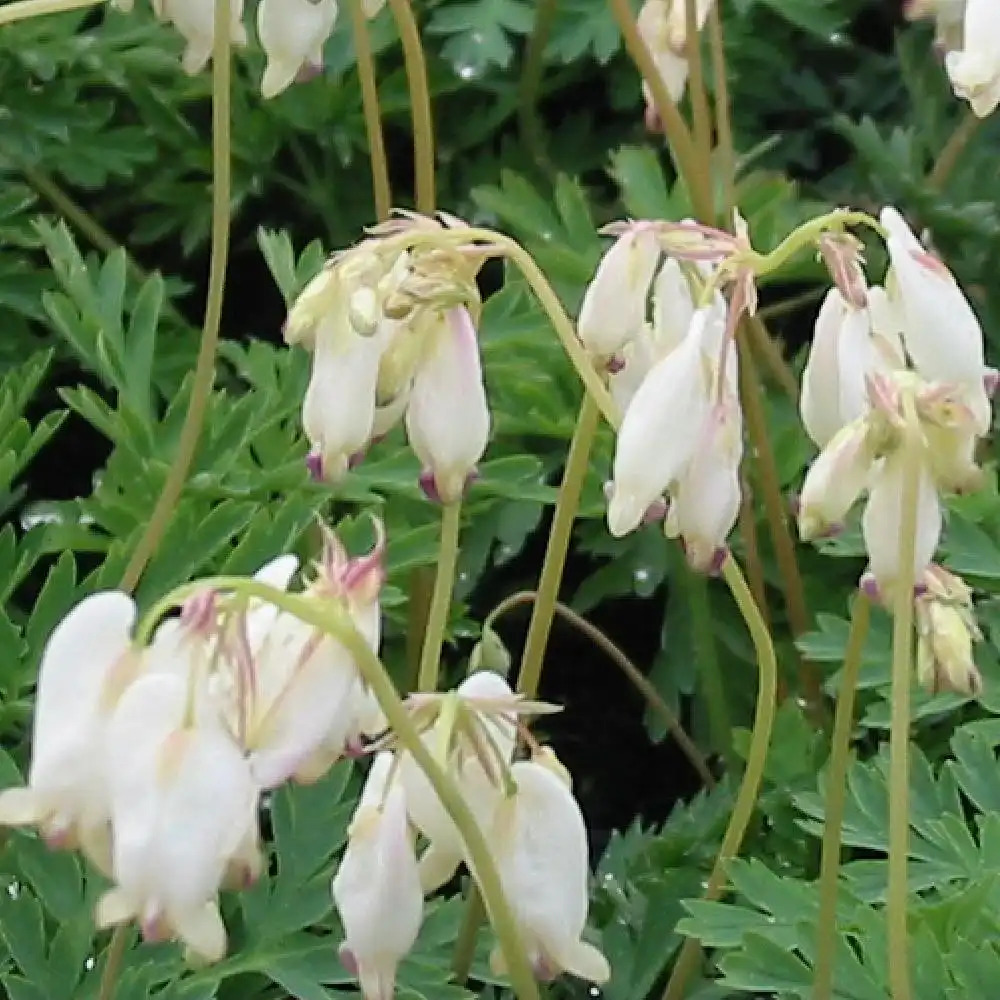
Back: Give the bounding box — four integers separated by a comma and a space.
0, 592, 139, 870
800, 288, 876, 447
482, 751, 610, 984
257, 0, 339, 99
606, 305, 719, 536
156, 0, 248, 75
880, 206, 990, 432
862, 452, 942, 599
405, 306, 490, 504
302, 315, 385, 482
636, 0, 715, 116
577, 227, 660, 360
797, 419, 876, 541
398, 670, 516, 893
945, 0, 1000, 116
332, 752, 423, 1000
96, 672, 258, 964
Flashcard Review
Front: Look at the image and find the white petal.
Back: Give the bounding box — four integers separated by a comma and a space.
404, 306, 490, 503
945, 1, 1000, 117
672, 401, 743, 570
650, 257, 695, 358
606, 309, 713, 536
303, 318, 382, 481
880, 206, 986, 387
333, 754, 423, 996
577, 228, 660, 358
258, 0, 338, 98
862, 453, 941, 593
484, 760, 608, 983
798, 420, 875, 540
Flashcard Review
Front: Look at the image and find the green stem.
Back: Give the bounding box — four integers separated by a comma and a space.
23, 166, 118, 254
746, 313, 800, 403
737, 326, 818, 710
676, 548, 732, 770
888, 401, 922, 1000
518, 0, 557, 173
452, 881, 487, 982
118, 0, 232, 595
706, 3, 733, 224
813, 591, 871, 1000
661, 555, 778, 1000
386, 0, 435, 213
516, 396, 600, 697
606, 0, 711, 220
349, 0, 392, 221
752, 210, 883, 276
684, 0, 711, 168
417, 501, 463, 692
929, 110, 980, 190
137, 576, 540, 1000
97, 925, 128, 1000
489, 590, 714, 788
0, 0, 102, 23
736, 475, 769, 632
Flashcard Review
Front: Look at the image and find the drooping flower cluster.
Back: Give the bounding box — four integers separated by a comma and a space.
635, 0, 715, 131
284, 216, 491, 503
112, 0, 383, 98
906, 0, 1000, 117
334, 672, 611, 996
581, 220, 746, 572
0, 524, 385, 963
797, 206, 994, 624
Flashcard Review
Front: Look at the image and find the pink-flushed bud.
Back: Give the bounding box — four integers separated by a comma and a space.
302, 316, 384, 483
880, 206, 991, 433
800, 288, 877, 448
578, 225, 660, 359
861, 452, 942, 602
405, 306, 490, 505
798, 419, 877, 541
606, 305, 719, 537
945, 0, 1000, 117
257, 0, 338, 99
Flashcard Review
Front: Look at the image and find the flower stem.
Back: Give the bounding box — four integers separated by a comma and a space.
386, 0, 435, 213
416, 501, 463, 692
736, 324, 819, 711
23, 166, 118, 254
0, 0, 102, 23
139, 576, 541, 1000
488, 590, 715, 788
452, 881, 487, 982
97, 925, 128, 1000
929, 110, 980, 190
518, 0, 557, 173
117, 0, 232, 595
606, 0, 712, 220
661, 554, 778, 1000
684, 0, 712, 167
706, 3, 734, 223
736, 476, 769, 631
887, 401, 922, 1000
349, 0, 392, 221
812, 591, 871, 1000
516, 395, 600, 698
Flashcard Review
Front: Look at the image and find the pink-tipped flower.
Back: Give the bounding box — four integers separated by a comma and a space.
861, 453, 942, 602
577, 225, 660, 360
405, 306, 490, 504
332, 752, 423, 1000
302, 315, 385, 482
606, 305, 720, 537
800, 288, 878, 447
880, 206, 990, 432
257, 0, 338, 99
